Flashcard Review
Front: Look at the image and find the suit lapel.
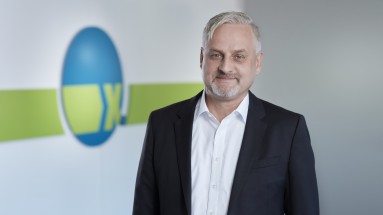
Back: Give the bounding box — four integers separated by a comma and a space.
174, 92, 202, 215
227, 92, 267, 214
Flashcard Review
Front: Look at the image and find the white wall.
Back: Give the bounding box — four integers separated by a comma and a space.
0, 1, 242, 214
246, 1, 383, 214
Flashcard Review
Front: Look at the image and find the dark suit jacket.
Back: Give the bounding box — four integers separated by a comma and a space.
133, 91, 319, 215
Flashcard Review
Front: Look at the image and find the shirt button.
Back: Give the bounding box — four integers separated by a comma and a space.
212, 184, 216, 189
209, 212, 214, 215
215, 157, 220, 162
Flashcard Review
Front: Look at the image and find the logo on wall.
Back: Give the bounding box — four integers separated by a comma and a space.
0, 26, 201, 144
62, 27, 123, 146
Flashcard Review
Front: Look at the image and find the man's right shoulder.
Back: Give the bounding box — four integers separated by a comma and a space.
151, 98, 192, 115
148, 92, 202, 122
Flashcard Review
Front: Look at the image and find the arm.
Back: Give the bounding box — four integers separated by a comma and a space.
284, 115, 320, 215
133, 114, 159, 215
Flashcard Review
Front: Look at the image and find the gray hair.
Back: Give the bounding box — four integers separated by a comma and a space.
202, 11, 262, 53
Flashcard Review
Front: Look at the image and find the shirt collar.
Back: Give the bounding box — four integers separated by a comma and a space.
236, 93, 249, 123
194, 90, 249, 123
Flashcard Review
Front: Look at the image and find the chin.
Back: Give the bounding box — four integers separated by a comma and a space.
211, 83, 240, 99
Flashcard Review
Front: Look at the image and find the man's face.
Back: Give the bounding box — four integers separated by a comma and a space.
200, 24, 262, 102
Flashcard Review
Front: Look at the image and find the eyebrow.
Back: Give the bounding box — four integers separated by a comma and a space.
233, 49, 247, 53
208, 48, 248, 54
207, 49, 223, 53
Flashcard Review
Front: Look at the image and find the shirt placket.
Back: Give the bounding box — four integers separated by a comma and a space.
206, 118, 227, 215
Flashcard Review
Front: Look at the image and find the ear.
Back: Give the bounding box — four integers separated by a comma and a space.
200, 48, 204, 69
255, 52, 263, 75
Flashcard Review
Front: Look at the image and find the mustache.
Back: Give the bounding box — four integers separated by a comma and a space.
215, 74, 238, 79
215, 70, 238, 79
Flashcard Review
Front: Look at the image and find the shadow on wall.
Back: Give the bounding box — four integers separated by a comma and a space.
245, 1, 383, 214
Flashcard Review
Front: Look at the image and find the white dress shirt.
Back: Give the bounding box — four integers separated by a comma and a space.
191, 91, 249, 215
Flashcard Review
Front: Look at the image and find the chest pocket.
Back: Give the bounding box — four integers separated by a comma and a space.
252, 157, 280, 169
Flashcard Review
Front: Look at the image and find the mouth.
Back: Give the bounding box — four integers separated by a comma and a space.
215, 75, 238, 82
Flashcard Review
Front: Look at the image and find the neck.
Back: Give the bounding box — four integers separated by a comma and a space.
205, 92, 247, 122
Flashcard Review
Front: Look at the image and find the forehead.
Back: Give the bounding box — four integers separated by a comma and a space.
208, 24, 256, 51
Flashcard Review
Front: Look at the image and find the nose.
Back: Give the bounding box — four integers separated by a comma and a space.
218, 58, 233, 74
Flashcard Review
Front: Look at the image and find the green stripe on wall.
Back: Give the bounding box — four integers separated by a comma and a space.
63, 85, 104, 134
0, 89, 64, 142
0, 83, 203, 142
127, 83, 203, 124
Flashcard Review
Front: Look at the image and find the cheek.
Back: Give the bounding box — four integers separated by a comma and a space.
202, 63, 217, 76
202, 69, 212, 83
238, 67, 257, 83
204, 61, 217, 71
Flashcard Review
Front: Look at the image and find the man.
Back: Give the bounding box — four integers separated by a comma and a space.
133, 11, 319, 215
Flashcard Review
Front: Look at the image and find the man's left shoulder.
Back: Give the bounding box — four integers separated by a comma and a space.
253, 96, 305, 125
253, 98, 309, 136
261, 99, 300, 117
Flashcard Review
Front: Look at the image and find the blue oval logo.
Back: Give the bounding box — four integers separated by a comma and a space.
62, 27, 123, 146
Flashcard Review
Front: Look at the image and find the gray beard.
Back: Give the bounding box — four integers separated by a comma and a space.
210, 82, 240, 99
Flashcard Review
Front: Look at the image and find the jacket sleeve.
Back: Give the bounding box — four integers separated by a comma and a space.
284, 115, 320, 215
133, 114, 159, 215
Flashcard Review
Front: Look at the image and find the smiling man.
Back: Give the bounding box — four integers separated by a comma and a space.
133, 11, 319, 215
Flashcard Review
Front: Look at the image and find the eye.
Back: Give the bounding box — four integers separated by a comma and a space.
209, 52, 223, 60
234, 54, 246, 62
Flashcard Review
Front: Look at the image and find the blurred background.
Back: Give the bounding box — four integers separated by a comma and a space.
0, 0, 382, 214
